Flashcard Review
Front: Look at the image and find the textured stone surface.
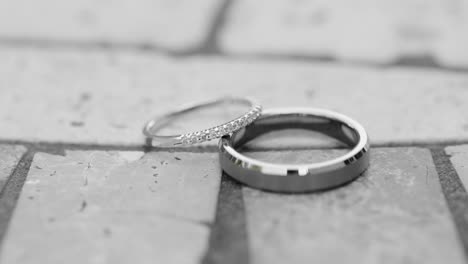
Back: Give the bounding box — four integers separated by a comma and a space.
0, 150, 221, 264
0, 145, 27, 191
0, 0, 220, 50
431, 147, 468, 258
1, 48, 468, 146
221, 0, 468, 67
446, 145, 468, 189
201, 174, 249, 264
243, 148, 465, 264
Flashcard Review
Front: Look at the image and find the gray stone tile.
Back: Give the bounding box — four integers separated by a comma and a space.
242, 148, 465, 264
0, 48, 467, 146
432, 147, 468, 258
0, 145, 27, 191
0, 0, 220, 50
446, 145, 468, 189
0, 150, 221, 264
221, 0, 468, 67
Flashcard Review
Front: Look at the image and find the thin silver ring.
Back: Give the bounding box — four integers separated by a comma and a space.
219, 108, 370, 192
143, 97, 262, 147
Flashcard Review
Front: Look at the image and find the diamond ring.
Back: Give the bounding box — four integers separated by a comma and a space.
143, 97, 262, 147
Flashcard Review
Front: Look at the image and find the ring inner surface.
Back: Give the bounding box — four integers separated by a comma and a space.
231, 113, 359, 151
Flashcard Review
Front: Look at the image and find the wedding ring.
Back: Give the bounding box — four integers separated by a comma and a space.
143, 97, 262, 147
219, 108, 370, 192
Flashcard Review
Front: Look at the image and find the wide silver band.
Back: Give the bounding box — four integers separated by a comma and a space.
143, 97, 262, 147
219, 108, 370, 192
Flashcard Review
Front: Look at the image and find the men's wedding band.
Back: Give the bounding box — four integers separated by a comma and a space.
219, 108, 370, 192
143, 97, 262, 147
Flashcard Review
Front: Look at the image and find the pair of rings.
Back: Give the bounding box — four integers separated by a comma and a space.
143, 97, 370, 193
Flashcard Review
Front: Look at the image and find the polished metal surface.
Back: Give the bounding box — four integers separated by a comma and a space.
219, 108, 370, 192
143, 97, 262, 147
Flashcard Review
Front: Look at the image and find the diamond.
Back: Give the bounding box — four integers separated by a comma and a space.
168, 104, 262, 146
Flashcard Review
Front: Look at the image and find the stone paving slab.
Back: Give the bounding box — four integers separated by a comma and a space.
242, 147, 465, 264
0, 47, 467, 146
446, 145, 468, 189
0, 150, 220, 264
0, 0, 220, 51
221, 0, 468, 67
432, 147, 468, 257
0, 145, 27, 192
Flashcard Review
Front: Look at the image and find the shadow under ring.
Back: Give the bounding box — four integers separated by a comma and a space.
218, 108, 370, 193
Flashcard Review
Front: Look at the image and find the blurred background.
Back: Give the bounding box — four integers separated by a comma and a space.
0, 0, 467, 264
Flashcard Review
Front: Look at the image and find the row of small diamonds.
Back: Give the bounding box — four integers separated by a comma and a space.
179, 105, 262, 145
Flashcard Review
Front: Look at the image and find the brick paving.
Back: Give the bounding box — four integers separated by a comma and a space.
0, 146, 26, 191
0, 1, 467, 264
447, 145, 468, 188
1, 48, 467, 146
221, 0, 468, 67
0, 0, 221, 51
243, 148, 465, 264
1, 151, 220, 264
